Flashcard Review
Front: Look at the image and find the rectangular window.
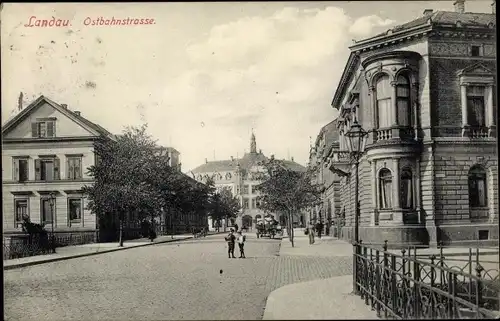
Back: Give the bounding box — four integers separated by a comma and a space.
41, 198, 54, 223
471, 45, 481, 57
13, 158, 29, 182
15, 199, 29, 227
251, 199, 257, 209
31, 121, 56, 138
242, 185, 249, 195
377, 98, 392, 128
35, 158, 60, 181
243, 198, 249, 209
67, 156, 83, 180
467, 86, 486, 127
68, 198, 82, 223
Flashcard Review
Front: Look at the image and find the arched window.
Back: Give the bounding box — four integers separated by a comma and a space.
379, 168, 393, 209
469, 165, 488, 207
375, 75, 392, 128
400, 167, 413, 209
396, 74, 411, 126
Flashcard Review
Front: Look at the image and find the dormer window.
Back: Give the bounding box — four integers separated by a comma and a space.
32, 119, 56, 138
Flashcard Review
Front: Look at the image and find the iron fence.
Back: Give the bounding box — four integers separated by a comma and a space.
354, 241, 500, 319
3, 233, 55, 260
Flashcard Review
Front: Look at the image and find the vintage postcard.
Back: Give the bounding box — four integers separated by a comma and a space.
2, 1, 498, 320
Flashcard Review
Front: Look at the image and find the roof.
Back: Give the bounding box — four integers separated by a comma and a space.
190, 151, 306, 174
332, 9, 496, 109
315, 118, 339, 147
371, 11, 495, 39
1, 95, 115, 139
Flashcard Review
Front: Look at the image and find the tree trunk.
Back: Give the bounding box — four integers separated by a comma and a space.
289, 211, 294, 248
118, 216, 124, 247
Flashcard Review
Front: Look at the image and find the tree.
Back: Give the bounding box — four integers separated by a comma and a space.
255, 158, 321, 247
83, 124, 167, 246
208, 185, 241, 232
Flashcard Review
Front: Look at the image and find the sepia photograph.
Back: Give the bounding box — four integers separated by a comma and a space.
1, 1, 499, 320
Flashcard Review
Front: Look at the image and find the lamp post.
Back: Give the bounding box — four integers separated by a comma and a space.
339, 118, 368, 294
48, 192, 56, 253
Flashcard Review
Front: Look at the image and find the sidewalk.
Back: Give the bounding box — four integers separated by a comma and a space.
3, 232, 222, 270
263, 230, 379, 320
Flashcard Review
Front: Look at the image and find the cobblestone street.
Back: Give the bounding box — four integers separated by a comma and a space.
4, 234, 352, 320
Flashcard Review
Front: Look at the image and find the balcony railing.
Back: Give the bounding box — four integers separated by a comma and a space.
375, 128, 393, 141
467, 126, 489, 139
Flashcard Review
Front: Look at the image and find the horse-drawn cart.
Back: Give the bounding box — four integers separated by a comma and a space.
256, 216, 280, 239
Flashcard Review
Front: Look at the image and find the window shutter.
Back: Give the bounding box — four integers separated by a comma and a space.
31, 123, 39, 138
76, 158, 82, 179
47, 121, 55, 137
35, 159, 41, 180
54, 158, 60, 180
13, 159, 19, 181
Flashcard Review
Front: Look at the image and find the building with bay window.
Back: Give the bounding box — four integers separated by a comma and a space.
327, 0, 497, 247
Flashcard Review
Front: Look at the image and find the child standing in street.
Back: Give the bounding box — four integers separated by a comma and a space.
237, 231, 246, 258
225, 229, 236, 258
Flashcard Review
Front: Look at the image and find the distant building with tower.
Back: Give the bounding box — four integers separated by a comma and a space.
188, 132, 306, 231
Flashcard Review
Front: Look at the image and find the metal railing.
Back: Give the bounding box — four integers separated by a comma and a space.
354, 241, 500, 319
3, 233, 55, 260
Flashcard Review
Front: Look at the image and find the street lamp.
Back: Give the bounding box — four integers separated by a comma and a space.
48, 192, 56, 253
344, 119, 368, 245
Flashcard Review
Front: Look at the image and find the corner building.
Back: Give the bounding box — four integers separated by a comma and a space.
329, 1, 498, 247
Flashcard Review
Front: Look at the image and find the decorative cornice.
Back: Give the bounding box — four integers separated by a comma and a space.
361, 51, 422, 70
331, 53, 361, 109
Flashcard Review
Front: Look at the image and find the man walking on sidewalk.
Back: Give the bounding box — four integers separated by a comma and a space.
225, 229, 236, 258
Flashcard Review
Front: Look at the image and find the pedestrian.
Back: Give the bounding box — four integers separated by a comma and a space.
308, 222, 315, 245
224, 229, 236, 258
316, 221, 323, 239
237, 231, 246, 258
234, 223, 239, 232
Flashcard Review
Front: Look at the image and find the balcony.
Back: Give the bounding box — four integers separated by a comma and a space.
374, 126, 416, 143
466, 126, 489, 138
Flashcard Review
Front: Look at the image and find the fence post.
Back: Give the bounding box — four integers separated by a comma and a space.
447, 271, 456, 318
430, 255, 436, 319
475, 264, 484, 318
391, 255, 397, 315
369, 247, 375, 311
363, 244, 369, 305
383, 240, 389, 318
375, 248, 381, 317
413, 260, 421, 319
439, 242, 445, 288
401, 249, 407, 319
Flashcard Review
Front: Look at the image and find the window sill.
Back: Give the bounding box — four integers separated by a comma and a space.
70, 219, 82, 223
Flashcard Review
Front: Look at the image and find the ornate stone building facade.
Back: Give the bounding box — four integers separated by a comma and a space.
328, 1, 498, 246
308, 119, 342, 234
188, 132, 306, 230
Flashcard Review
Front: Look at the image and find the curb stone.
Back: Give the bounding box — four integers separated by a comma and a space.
4, 235, 196, 270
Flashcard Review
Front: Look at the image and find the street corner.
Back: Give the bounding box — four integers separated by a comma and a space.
262, 275, 380, 320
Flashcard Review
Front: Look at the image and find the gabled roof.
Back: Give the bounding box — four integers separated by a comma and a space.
1, 95, 115, 139
190, 159, 239, 173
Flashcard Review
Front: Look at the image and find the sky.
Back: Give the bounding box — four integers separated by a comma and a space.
1, 1, 494, 172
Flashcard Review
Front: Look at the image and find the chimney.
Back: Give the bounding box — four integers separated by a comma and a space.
423, 9, 433, 16
492, 0, 496, 14
231, 156, 234, 161
454, 0, 465, 13
61, 104, 68, 109
74, 111, 81, 116
205, 158, 208, 164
